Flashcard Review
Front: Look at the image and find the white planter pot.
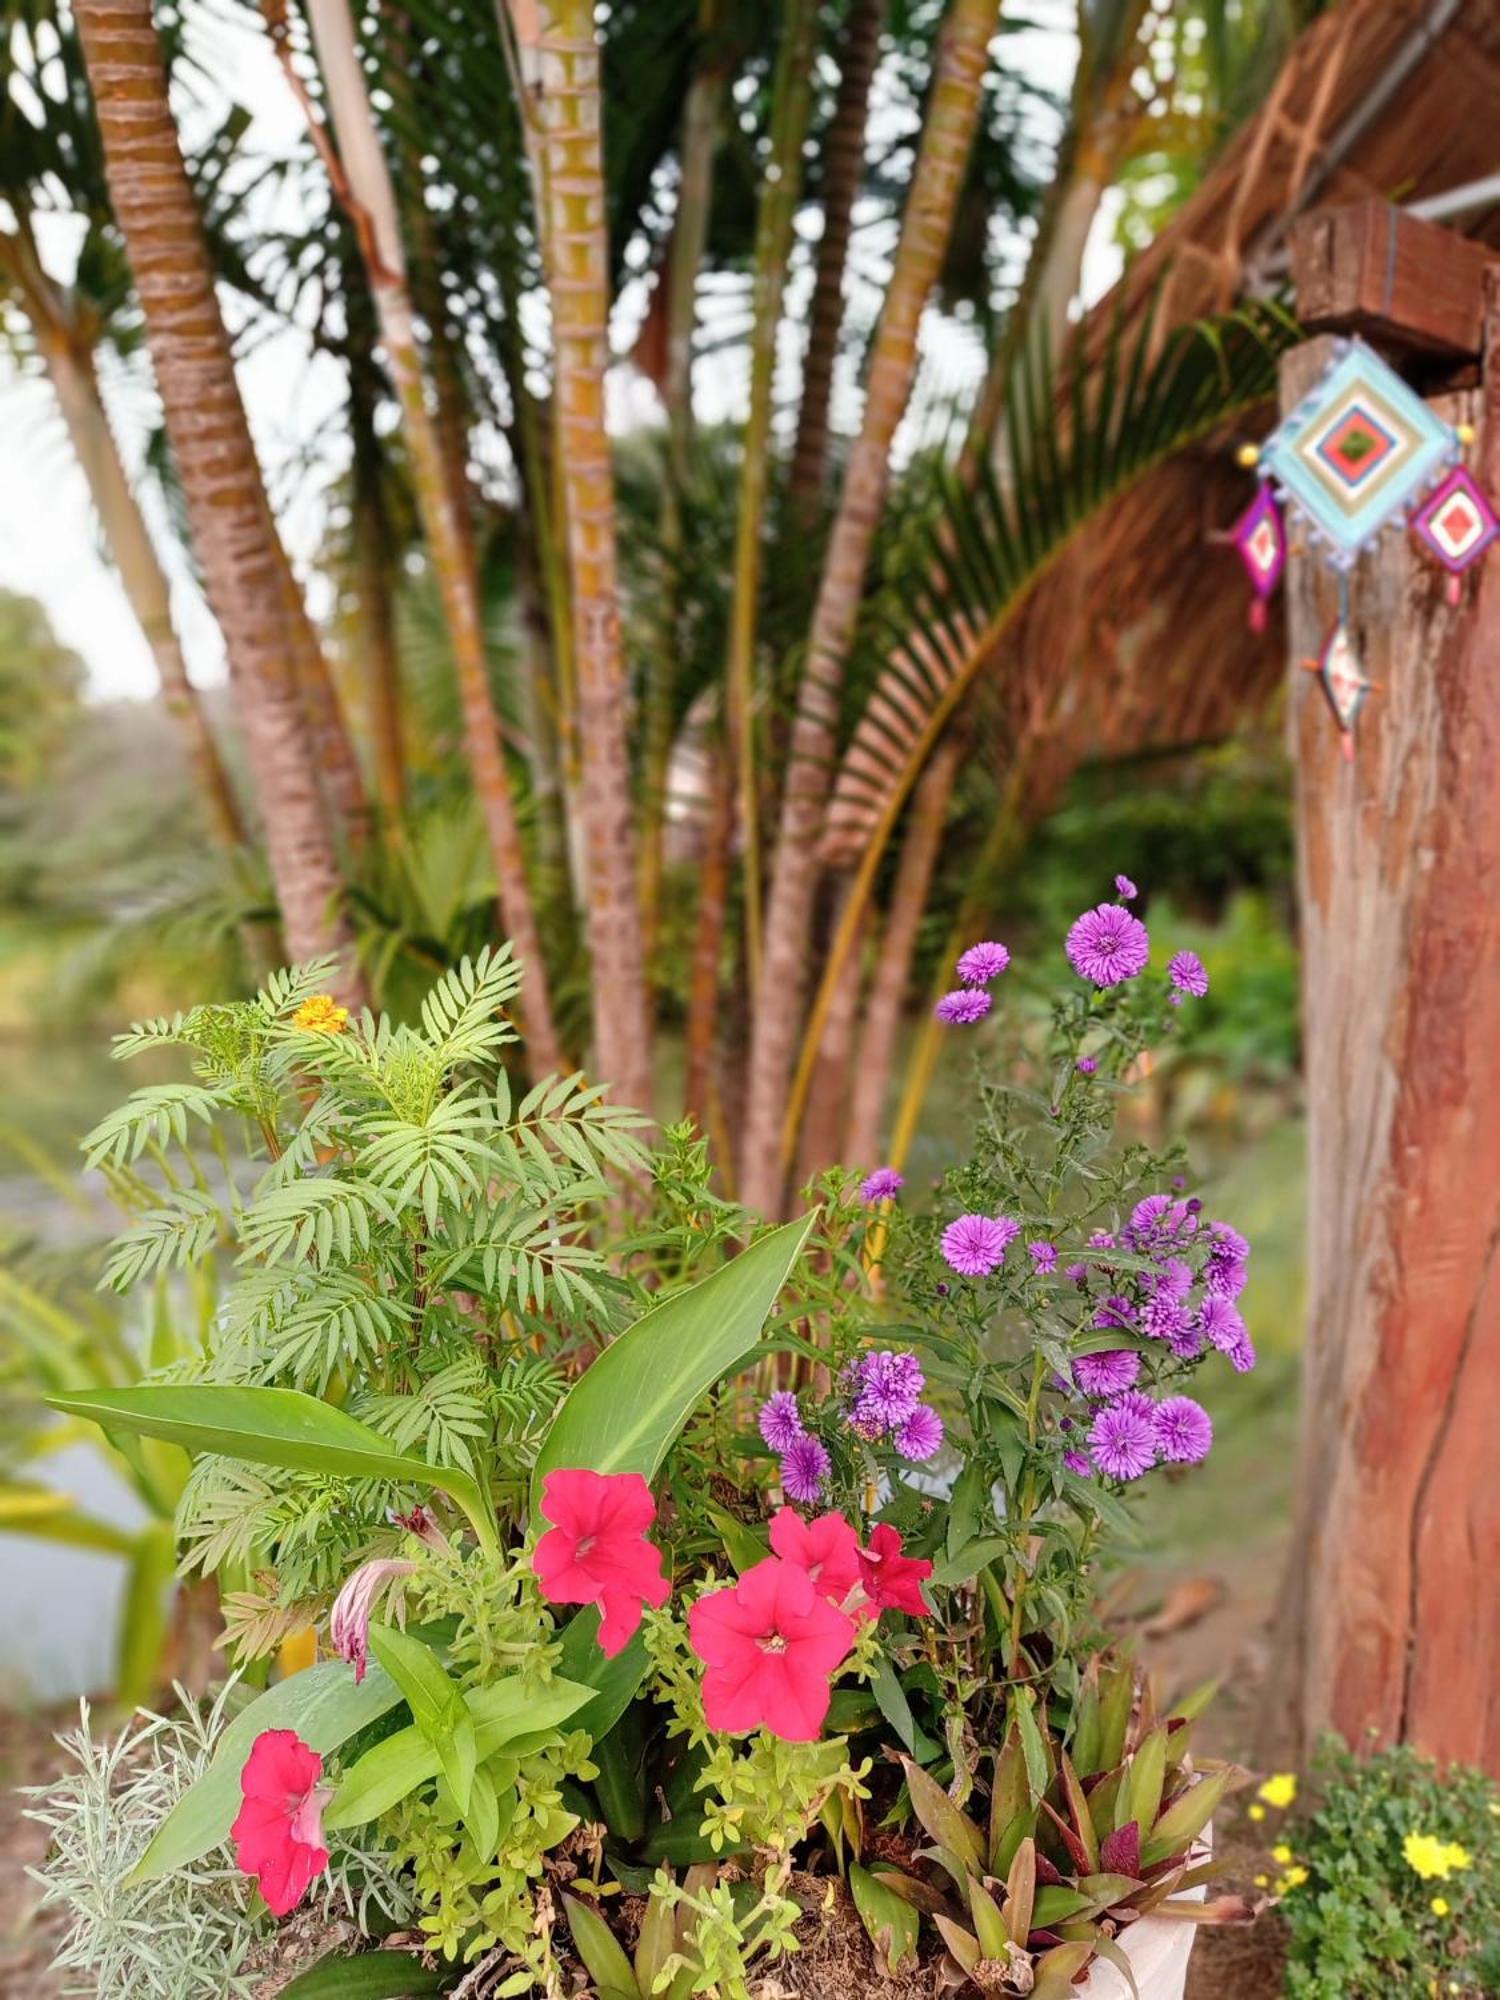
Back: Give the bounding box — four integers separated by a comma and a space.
1079, 1832, 1209, 2000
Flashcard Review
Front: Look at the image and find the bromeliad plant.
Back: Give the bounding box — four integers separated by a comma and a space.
37, 894, 1263, 1995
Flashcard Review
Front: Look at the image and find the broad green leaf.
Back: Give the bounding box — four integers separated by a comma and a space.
901, 1757, 985, 1874
933, 1915, 981, 1975
1121, 1726, 1169, 1836
1012, 1688, 1050, 1801
562, 1895, 640, 1999
1031, 1942, 1096, 1999
557, 1609, 650, 1742
368, 1624, 474, 1815
1142, 1765, 1238, 1867
849, 1864, 919, 1974
133, 1661, 404, 1881
702, 1502, 768, 1574
279, 1950, 453, 1997
46, 1385, 497, 1556
988, 1725, 1034, 1877
1002, 1834, 1035, 1946
968, 1876, 1010, 1960
531, 1214, 815, 1509
326, 1675, 593, 1831
929, 1535, 1011, 1588
463, 1764, 500, 1861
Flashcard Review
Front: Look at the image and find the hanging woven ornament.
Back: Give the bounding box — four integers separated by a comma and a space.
1231, 484, 1286, 631
1302, 618, 1374, 762
1409, 466, 1499, 604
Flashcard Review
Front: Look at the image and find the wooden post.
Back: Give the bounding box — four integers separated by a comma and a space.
1269, 217, 1500, 1778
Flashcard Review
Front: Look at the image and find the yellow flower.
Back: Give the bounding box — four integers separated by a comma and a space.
1430, 1896, 1451, 1917
1257, 1773, 1298, 1810
1403, 1833, 1472, 1881
1247, 1803, 1266, 1822
1274, 1866, 1309, 1894
1253, 1874, 1269, 1888
293, 994, 349, 1035
1272, 1843, 1293, 1865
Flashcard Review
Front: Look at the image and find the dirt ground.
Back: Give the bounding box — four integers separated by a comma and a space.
0, 1706, 67, 1997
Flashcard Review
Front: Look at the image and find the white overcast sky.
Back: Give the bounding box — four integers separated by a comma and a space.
0, 2, 1120, 704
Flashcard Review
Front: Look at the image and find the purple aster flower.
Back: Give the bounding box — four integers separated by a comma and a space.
935, 988, 992, 1025
1066, 904, 1151, 988
1115, 874, 1139, 901
1141, 1288, 1198, 1356
1028, 1241, 1058, 1274
1203, 1222, 1251, 1300
1076, 1055, 1099, 1075
1128, 1194, 1189, 1244
1089, 1229, 1117, 1251
1073, 1348, 1141, 1396
1168, 950, 1209, 999
759, 1390, 806, 1453
779, 1434, 831, 1504
1088, 1395, 1160, 1481
1155, 1257, 1195, 1297
853, 1351, 924, 1431
956, 940, 1011, 986
1154, 1395, 1213, 1465
1093, 1295, 1137, 1331
941, 1213, 1020, 1277
895, 1405, 944, 1462
1063, 1449, 1093, 1477
1196, 1294, 1247, 1357
1226, 1330, 1257, 1374
1064, 1262, 1089, 1285
860, 1166, 905, 1205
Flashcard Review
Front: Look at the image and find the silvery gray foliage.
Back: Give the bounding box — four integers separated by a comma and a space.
26, 1684, 414, 1997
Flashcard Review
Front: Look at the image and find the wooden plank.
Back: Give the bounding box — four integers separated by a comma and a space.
1289, 200, 1499, 360
1268, 319, 1500, 1779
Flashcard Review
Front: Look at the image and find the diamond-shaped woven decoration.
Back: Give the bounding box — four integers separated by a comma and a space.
1261, 339, 1458, 567
1410, 466, 1499, 575
1232, 486, 1285, 625
1310, 621, 1372, 758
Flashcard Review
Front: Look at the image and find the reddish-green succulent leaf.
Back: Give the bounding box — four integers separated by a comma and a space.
1002, 1834, 1036, 1946
1121, 1726, 1169, 1834
1100, 1819, 1142, 1876
933, 1914, 982, 1974
1058, 1751, 1099, 1874
849, 1864, 920, 1974
903, 1758, 986, 1874
1143, 1766, 1238, 1867
966, 1876, 1011, 1960
1031, 1941, 1096, 1998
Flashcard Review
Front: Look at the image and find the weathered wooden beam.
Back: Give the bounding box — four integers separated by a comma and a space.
1289, 199, 1500, 362
1268, 294, 1500, 1778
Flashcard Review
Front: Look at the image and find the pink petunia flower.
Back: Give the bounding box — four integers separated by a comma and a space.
769, 1508, 863, 1608
532, 1468, 671, 1657
858, 1524, 933, 1618
688, 1558, 856, 1742
231, 1729, 331, 1917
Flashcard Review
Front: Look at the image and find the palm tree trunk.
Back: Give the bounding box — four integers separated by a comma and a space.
683, 744, 733, 1136
518, 0, 653, 1112
639, 9, 725, 962
271, 534, 371, 848
15, 265, 247, 852
786, 0, 887, 514
724, 0, 820, 995
74, 0, 361, 993
793, 885, 867, 1186
739, 0, 997, 1216
844, 731, 961, 1169
303, 0, 565, 1072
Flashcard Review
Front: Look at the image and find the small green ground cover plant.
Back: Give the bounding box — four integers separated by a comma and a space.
1278, 1739, 1500, 1998
31, 886, 1270, 1995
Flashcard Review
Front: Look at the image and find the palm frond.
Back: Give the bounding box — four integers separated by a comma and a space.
819, 296, 1298, 869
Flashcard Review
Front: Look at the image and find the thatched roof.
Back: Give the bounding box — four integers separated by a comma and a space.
998, 0, 1500, 781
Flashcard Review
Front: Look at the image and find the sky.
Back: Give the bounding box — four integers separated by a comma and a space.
0, 2, 1120, 706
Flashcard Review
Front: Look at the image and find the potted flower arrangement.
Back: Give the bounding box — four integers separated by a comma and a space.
31, 887, 1262, 1998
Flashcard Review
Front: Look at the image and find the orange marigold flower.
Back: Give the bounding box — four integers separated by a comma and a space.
293, 994, 349, 1035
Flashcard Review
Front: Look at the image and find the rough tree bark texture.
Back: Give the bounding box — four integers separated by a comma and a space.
1270, 323, 1500, 1777
739, 0, 997, 1217
786, 0, 887, 512
306, 0, 564, 1072
74, 0, 361, 991
531, 0, 653, 1111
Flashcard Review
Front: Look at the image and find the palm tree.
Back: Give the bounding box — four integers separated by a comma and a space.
72, 0, 362, 989
296, 0, 566, 1072
509, 0, 654, 1111
739, 0, 1002, 1216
